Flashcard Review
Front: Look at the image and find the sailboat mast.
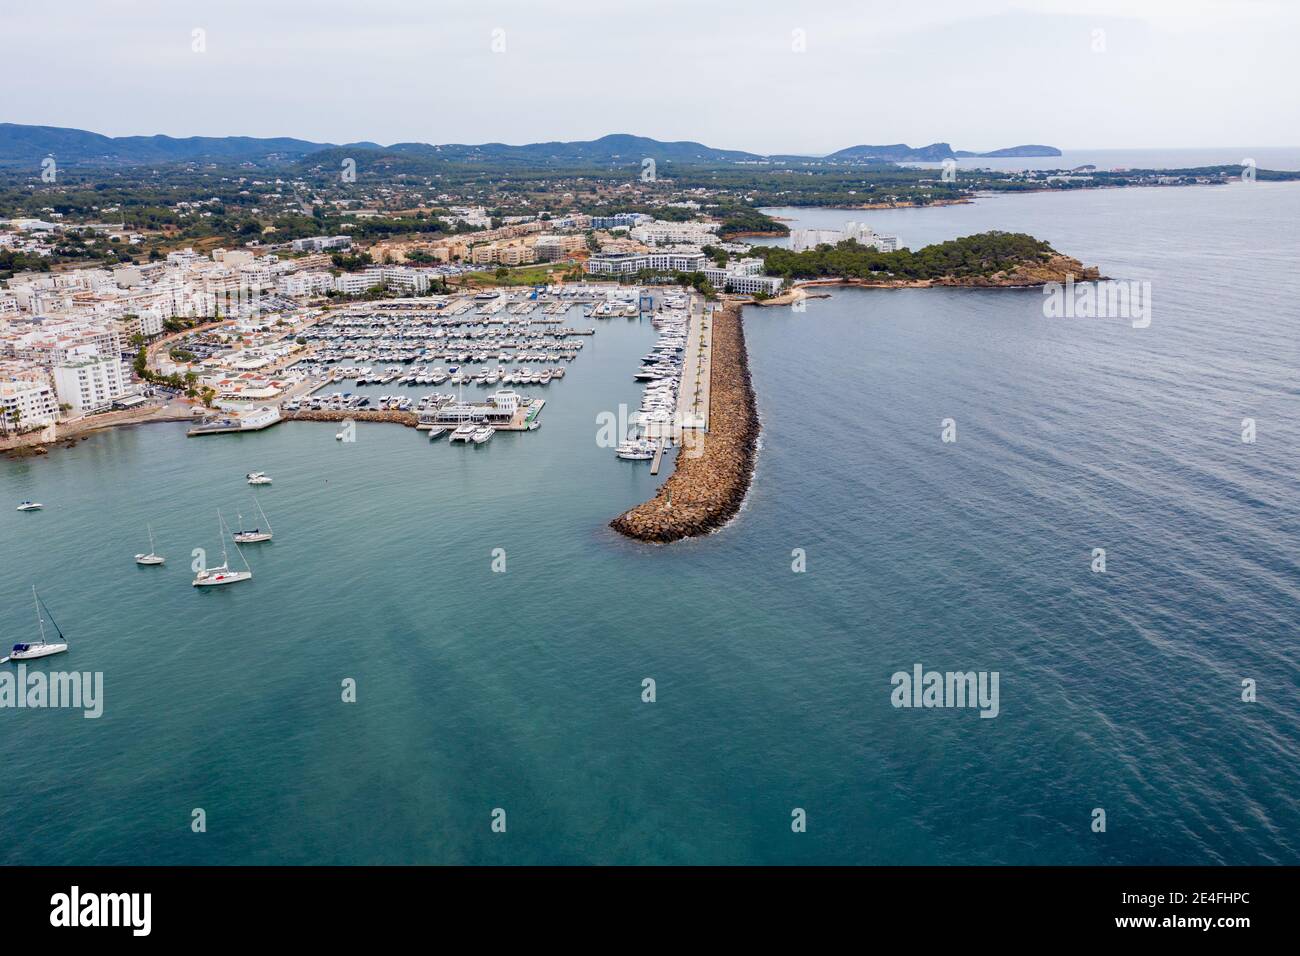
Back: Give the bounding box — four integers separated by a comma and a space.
33, 586, 45, 644
37, 591, 65, 641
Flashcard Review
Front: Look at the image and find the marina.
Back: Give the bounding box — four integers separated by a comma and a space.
176, 285, 692, 454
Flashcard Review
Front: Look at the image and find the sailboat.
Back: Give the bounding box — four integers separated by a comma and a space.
192, 511, 253, 586
232, 497, 273, 543
135, 524, 165, 565
2, 587, 69, 663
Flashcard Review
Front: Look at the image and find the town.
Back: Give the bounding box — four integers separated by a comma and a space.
0, 203, 786, 450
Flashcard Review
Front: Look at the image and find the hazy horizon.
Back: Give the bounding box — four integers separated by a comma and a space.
6, 120, 1300, 159
6, 0, 1297, 154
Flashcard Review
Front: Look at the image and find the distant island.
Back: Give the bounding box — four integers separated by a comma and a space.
956, 145, 1062, 158
826, 143, 1062, 163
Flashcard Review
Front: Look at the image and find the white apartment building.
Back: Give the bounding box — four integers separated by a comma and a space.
291, 235, 352, 253
334, 271, 385, 295
790, 222, 899, 253
630, 221, 720, 246
585, 251, 708, 277
14, 323, 123, 364
53, 355, 128, 415
0, 380, 59, 430
701, 267, 784, 296
378, 267, 432, 294
119, 311, 165, 341
278, 272, 335, 297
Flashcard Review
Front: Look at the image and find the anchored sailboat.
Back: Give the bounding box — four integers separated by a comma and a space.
233, 497, 273, 544
192, 511, 253, 586
135, 523, 165, 565
2, 587, 69, 663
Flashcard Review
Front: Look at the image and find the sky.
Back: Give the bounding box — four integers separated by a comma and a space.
6, 0, 1298, 154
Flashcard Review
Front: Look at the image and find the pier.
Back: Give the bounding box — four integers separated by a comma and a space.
610, 301, 759, 543
676, 295, 712, 437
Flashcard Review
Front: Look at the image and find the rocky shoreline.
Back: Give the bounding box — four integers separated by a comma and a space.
1, 403, 193, 457
610, 302, 759, 544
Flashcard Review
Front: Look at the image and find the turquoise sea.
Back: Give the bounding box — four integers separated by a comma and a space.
2, 181, 1298, 864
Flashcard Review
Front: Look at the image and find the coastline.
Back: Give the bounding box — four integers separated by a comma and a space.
1, 403, 194, 457
610, 301, 759, 543
773, 253, 1103, 293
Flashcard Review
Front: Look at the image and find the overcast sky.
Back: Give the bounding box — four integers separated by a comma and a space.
7, 0, 1297, 153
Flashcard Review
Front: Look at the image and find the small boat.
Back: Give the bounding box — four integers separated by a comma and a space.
193, 512, 253, 586
135, 524, 165, 565
471, 426, 495, 444
232, 498, 273, 544
428, 427, 447, 441
245, 472, 273, 485
2, 588, 68, 664
15, 501, 42, 512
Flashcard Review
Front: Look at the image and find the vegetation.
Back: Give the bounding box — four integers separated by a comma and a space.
757, 231, 1056, 281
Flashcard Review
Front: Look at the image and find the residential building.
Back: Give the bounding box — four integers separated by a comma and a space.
53, 355, 128, 415
0, 380, 59, 430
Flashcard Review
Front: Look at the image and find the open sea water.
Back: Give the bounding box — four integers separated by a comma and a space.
2, 181, 1297, 864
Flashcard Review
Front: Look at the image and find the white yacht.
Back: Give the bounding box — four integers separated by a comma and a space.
2, 588, 68, 663
428, 426, 447, 441
135, 524, 165, 565
15, 501, 43, 512
193, 513, 253, 586
245, 472, 273, 485
616, 439, 658, 461
471, 426, 495, 444
449, 424, 476, 443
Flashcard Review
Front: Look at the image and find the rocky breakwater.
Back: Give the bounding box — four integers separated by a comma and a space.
283, 408, 419, 428
610, 303, 759, 543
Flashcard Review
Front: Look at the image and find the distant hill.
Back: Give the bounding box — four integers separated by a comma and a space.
0, 123, 383, 167
0, 123, 1059, 168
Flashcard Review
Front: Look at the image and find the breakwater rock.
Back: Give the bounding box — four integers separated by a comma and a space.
610, 303, 759, 543
283, 409, 419, 428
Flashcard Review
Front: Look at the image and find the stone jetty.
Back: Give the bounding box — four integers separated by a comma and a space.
610, 302, 759, 543
282, 409, 419, 428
